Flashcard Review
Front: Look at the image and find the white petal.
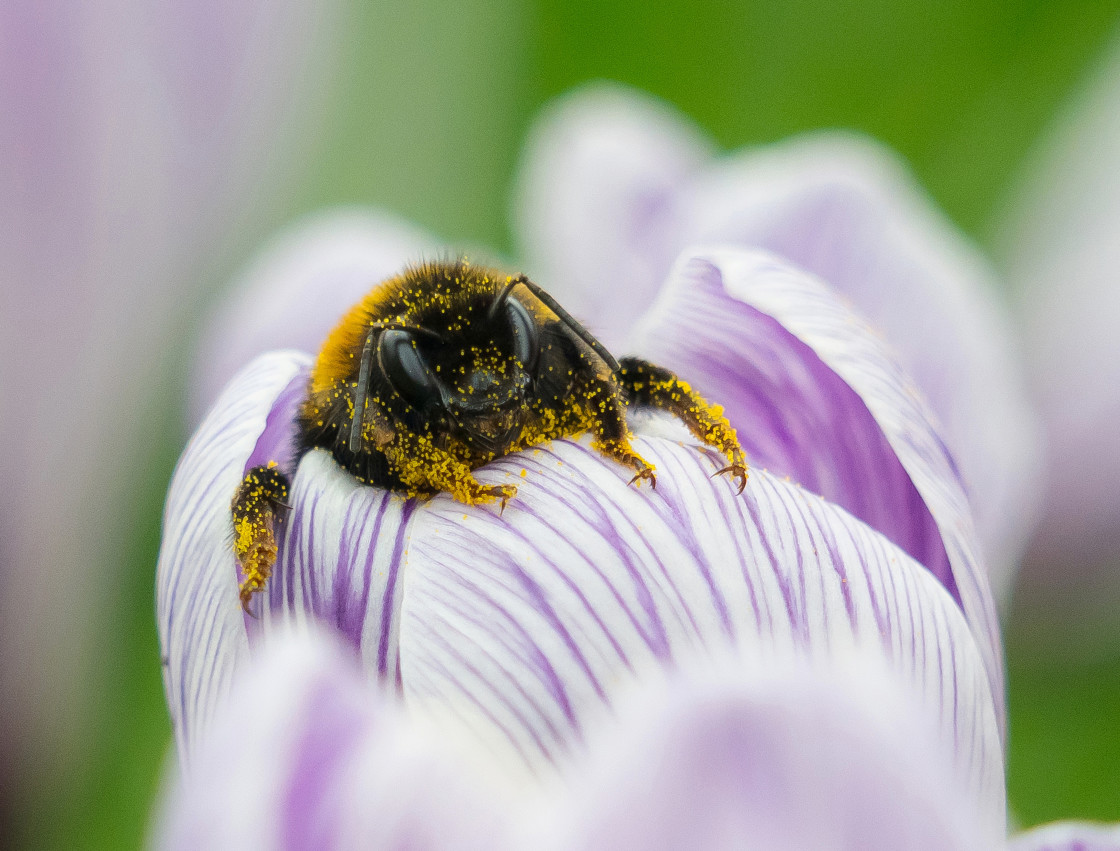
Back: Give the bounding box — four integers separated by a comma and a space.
157, 351, 310, 761
396, 437, 1004, 820
513, 82, 713, 351
542, 657, 999, 851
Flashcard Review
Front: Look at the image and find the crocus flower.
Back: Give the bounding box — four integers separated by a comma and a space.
1000, 35, 1120, 626
514, 84, 1040, 601
159, 219, 1013, 839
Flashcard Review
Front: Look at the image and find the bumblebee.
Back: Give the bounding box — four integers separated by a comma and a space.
232, 259, 748, 611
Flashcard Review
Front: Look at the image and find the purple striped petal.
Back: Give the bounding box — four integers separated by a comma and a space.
542, 658, 998, 850
254, 449, 417, 688
397, 439, 1004, 821
515, 86, 1039, 599
154, 626, 513, 851
629, 248, 1004, 732
157, 350, 311, 760
1009, 822, 1120, 851
669, 138, 1039, 597
191, 208, 437, 419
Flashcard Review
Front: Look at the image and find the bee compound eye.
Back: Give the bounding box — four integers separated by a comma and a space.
377, 329, 442, 409
505, 296, 540, 369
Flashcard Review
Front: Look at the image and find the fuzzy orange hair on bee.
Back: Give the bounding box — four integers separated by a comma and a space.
232, 259, 748, 611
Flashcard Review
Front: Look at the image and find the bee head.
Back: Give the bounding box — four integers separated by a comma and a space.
365, 284, 541, 448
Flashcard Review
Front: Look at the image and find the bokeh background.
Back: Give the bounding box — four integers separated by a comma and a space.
3, 1, 1120, 847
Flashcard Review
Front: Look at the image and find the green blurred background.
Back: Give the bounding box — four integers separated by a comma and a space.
27, 0, 1120, 846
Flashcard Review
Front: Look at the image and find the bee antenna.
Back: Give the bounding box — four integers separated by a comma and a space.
508, 274, 620, 374
406, 325, 444, 344
348, 327, 378, 453
488, 280, 518, 322
370, 320, 443, 344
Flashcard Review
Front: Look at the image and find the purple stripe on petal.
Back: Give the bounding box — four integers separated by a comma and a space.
494, 517, 636, 669
635, 255, 955, 600
739, 484, 811, 646
412, 552, 584, 735
377, 498, 416, 677
629, 248, 1004, 735
532, 444, 676, 656
645, 447, 735, 638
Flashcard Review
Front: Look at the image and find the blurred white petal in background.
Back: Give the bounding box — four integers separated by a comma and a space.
1001, 33, 1120, 651
515, 84, 1041, 605
0, 0, 341, 816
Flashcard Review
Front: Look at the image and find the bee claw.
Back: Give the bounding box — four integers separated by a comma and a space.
713, 463, 749, 494
487, 484, 516, 514
240, 596, 259, 619
628, 469, 657, 489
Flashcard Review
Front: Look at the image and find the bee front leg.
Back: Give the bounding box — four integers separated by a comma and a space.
576, 377, 658, 489
231, 462, 291, 613
617, 357, 748, 493
383, 432, 517, 509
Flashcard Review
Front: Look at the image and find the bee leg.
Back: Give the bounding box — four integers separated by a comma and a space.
383, 433, 517, 508
231, 462, 291, 614
578, 377, 658, 488
617, 357, 748, 494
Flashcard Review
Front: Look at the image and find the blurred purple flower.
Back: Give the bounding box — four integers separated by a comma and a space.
157, 220, 1017, 843
155, 626, 1001, 850
156, 626, 1119, 850
514, 84, 1040, 601
0, 0, 340, 799
1001, 36, 1120, 629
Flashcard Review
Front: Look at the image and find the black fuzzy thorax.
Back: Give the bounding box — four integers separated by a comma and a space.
292, 260, 586, 491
